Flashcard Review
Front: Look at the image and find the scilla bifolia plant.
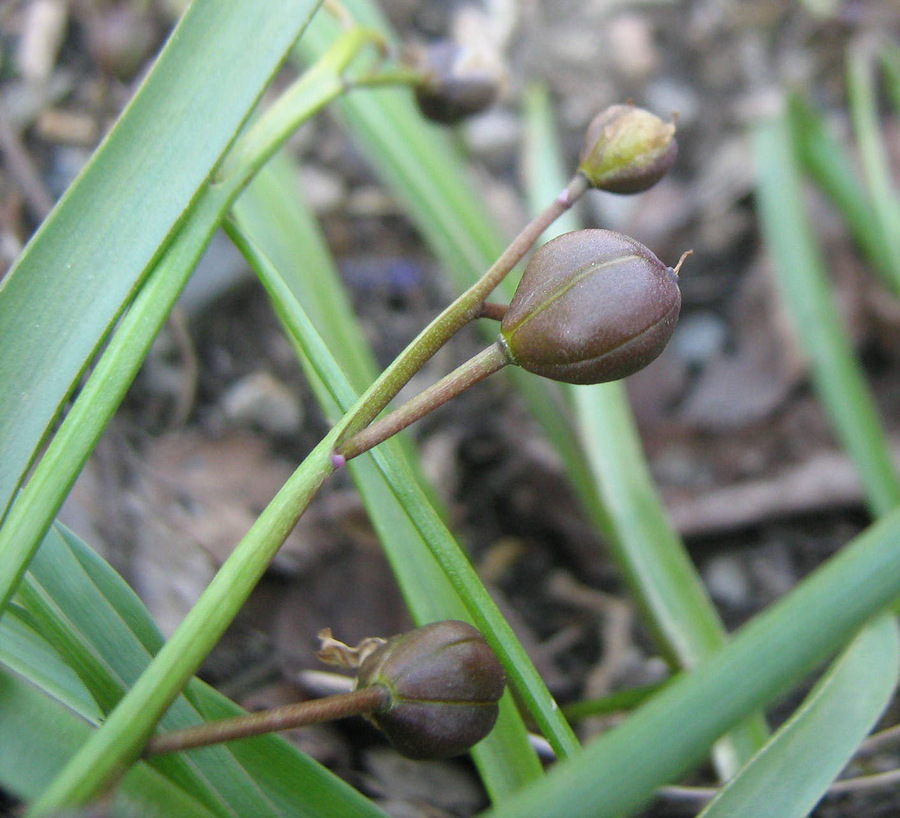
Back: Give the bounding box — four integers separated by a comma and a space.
141, 102, 683, 755
5, 3, 681, 806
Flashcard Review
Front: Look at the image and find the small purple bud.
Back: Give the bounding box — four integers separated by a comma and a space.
578, 104, 677, 193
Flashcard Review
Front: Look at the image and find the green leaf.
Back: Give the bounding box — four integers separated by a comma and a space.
0, 0, 323, 522
786, 95, 889, 285
698, 614, 899, 818
754, 110, 900, 516
0, 664, 216, 818
7, 523, 387, 817
483, 507, 900, 818
847, 44, 900, 295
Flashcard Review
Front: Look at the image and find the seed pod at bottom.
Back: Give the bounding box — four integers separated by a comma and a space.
356, 620, 506, 760
500, 229, 683, 385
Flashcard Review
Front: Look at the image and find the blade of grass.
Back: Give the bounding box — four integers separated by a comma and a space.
0, 0, 322, 521
233, 157, 543, 796
18, 523, 388, 817
481, 506, 900, 818
226, 219, 580, 763
698, 613, 899, 818
847, 43, 900, 294
522, 83, 767, 776
754, 110, 900, 516
881, 42, 900, 112
786, 95, 890, 286
0, 663, 217, 818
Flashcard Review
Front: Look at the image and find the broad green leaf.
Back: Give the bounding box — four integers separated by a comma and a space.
0, 664, 215, 818
482, 507, 900, 818
0, 0, 322, 521
698, 614, 899, 818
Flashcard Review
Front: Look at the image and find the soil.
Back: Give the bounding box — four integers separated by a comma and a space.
2, 1, 900, 816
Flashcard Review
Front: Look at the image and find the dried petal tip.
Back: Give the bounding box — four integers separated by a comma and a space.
578, 104, 677, 193
356, 621, 506, 759
406, 41, 502, 124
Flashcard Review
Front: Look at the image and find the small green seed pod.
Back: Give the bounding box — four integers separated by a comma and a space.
356, 620, 506, 760
500, 230, 683, 385
578, 104, 677, 193
407, 41, 501, 124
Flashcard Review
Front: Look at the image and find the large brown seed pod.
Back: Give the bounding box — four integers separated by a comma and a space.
356, 620, 506, 760
500, 230, 683, 385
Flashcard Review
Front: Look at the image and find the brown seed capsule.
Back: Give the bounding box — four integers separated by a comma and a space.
407, 41, 501, 124
500, 230, 683, 385
356, 620, 506, 760
578, 104, 677, 193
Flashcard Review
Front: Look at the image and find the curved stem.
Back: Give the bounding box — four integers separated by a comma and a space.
145, 686, 389, 756
338, 340, 512, 461
334, 172, 590, 449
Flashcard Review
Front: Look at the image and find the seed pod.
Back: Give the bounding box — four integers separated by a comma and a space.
500, 230, 683, 385
578, 104, 677, 193
356, 620, 506, 760
407, 41, 501, 124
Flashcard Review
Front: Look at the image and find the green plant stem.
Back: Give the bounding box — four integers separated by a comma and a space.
338, 340, 511, 461
145, 686, 389, 756
334, 172, 591, 448
231, 220, 580, 761
217, 26, 388, 182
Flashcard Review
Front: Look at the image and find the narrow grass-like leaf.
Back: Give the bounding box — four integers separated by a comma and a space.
233, 157, 543, 796
698, 614, 899, 818
0, 0, 322, 521
483, 507, 900, 818
0, 663, 216, 818
754, 112, 900, 516
882, 42, 900, 112
847, 44, 900, 294
0, 21, 373, 617
523, 85, 766, 775
786, 95, 889, 285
